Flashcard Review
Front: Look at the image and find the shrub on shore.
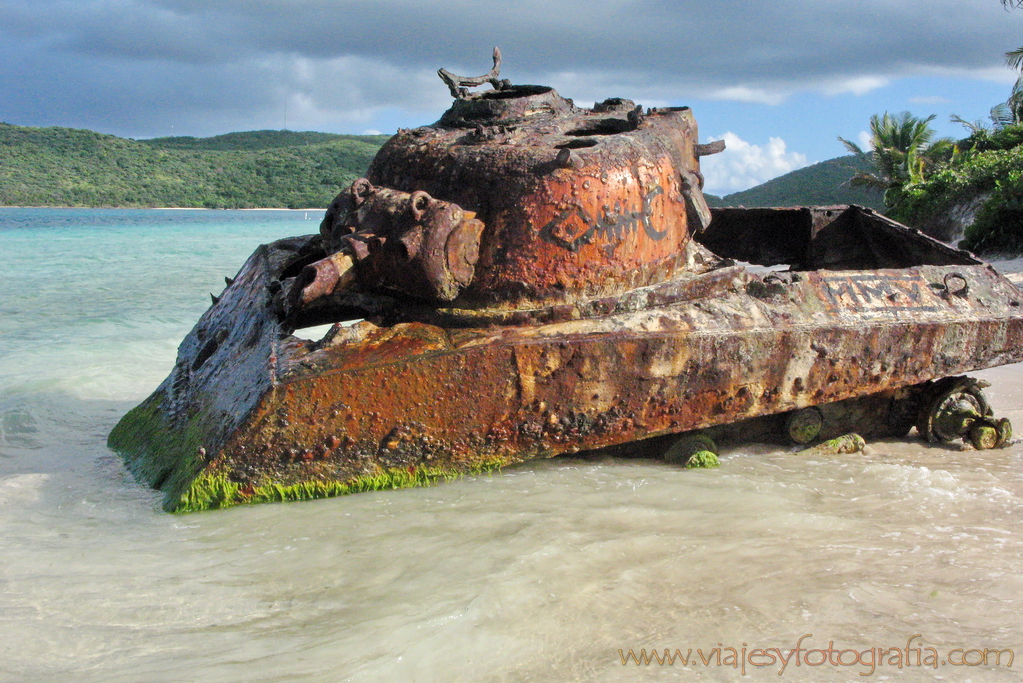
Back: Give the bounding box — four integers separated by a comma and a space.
891, 134, 1023, 253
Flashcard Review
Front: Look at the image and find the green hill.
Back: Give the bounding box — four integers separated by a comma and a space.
708, 155, 885, 210
141, 129, 391, 151
0, 123, 388, 209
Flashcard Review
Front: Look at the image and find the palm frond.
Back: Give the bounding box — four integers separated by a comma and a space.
837, 136, 867, 157
846, 172, 889, 192
1007, 45, 1023, 72
991, 102, 1015, 128
951, 114, 988, 134
1007, 78, 1023, 124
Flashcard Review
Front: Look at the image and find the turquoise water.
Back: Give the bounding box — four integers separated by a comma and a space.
0, 208, 315, 390
2, 209, 1023, 682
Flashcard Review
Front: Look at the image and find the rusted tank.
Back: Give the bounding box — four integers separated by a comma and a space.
109, 50, 1023, 512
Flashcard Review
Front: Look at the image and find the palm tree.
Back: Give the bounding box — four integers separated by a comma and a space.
1000, 46, 1023, 126
1001, 0, 1023, 120
953, 17, 1023, 132
838, 112, 954, 206
950, 87, 1023, 133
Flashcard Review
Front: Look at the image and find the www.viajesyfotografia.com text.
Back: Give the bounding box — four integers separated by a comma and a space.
618, 634, 1013, 675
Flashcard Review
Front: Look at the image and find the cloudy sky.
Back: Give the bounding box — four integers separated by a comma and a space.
3, 0, 1023, 195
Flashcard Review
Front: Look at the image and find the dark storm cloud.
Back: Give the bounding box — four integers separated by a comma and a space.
1, 0, 1020, 136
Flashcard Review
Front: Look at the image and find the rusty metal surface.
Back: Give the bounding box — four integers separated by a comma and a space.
131, 212, 1023, 504
297, 181, 483, 306
437, 47, 510, 99
315, 89, 716, 310
108, 53, 1023, 510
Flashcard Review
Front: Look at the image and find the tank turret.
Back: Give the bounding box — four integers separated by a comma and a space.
293, 48, 724, 316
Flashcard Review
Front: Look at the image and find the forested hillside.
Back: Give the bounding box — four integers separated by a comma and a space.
709, 155, 884, 210
0, 124, 389, 208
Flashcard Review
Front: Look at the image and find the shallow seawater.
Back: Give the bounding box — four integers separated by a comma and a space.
2, 209, 1022, 682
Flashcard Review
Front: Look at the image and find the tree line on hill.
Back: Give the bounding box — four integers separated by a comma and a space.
0, 125, 389, 209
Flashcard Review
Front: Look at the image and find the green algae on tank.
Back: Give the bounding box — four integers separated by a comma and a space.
107, 394, 211, 512
663, 434, 719, 467
684, 450, 721, 469
795, 433, 867, 457
109, 386, 510, 513
173, 460, 506, 513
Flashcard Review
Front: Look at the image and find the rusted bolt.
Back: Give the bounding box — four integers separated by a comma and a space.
555, 147, 582, 169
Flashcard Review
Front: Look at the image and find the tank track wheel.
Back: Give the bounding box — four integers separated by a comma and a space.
785, 407, 824, 445
916, 376, 1011, 448
663, 433, 719, 468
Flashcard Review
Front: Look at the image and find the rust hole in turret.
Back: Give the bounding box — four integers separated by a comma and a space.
555, 139, 598, 149
565, 118, 636, 136
480, 85, 554, 100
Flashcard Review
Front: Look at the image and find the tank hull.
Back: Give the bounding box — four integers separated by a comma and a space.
109, 206, 1023, 511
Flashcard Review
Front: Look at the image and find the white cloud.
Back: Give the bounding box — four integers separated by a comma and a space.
821, 76, 889, 96
926, 65, 1018, 84
707, 86, 788, 106
700, 132, 808, 196
857, 130, 872, 151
